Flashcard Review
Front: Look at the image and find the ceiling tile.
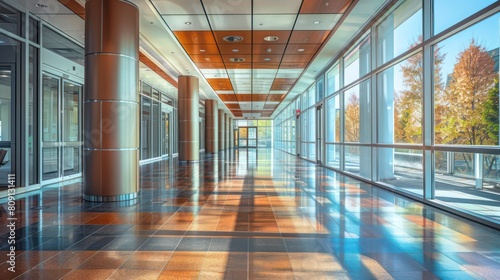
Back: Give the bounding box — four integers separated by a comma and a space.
222, 54, 252, 63
220, 44, 252, 55
294, 14, 342, 30
218, 94, 238, 101
226, 103, 241, 109
242, 113, 262, 118
253, 44, 287, 55
253, 30, 292, 44
207, 15, 251, 30
207, 78, 233, 90
267, 94, 285, 102
253, 0, 302, 14
282, 54, 314, 63
285, 44, 322, 55
195, 62, 225, 69
152, 0, 205, 14
289, 30, 330, 44
162, 15, 210, 31
202, 0, 251, 14
300, 0, 352, 14
174, 31, 216, 44
253, 55, 282, 64
276, 68, 303, 78
253, 15, 296, 30
183, 44, 220, 55
189, 54, 223, 63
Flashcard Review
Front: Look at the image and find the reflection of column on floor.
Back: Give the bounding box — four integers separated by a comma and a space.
475, 153, 483, 190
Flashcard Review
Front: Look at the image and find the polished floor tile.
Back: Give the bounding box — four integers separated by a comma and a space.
0, 149, 499, 279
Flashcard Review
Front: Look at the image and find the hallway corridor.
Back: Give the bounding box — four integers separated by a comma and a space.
1, 149, 500, 279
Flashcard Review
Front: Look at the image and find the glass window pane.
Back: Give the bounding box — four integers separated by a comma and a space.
316, 76, 324, 102
434, 13, 499, 146
42, 26, 84, 65
0, 2, 22, 36
63, 82, 80, 142
29, 17, 39, 43
327, 63, 340, 96
344, 36, 371, 86
378, 53, 423, 144
377, 0, 422, 65
42, 75, 58, 142
434, 0, 496, 35
141, 97, 151, 159
326, 144, 340, 169
377, 148, 423, 197
141, 82, 152, 96
326, 95, 340, 143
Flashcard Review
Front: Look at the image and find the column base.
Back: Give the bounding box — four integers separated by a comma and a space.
83, 192, 138, 202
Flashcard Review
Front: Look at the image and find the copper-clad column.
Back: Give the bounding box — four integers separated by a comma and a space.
205, 100, 218, 153
178, 76, 200, 161
83, 0, 139, 202
218, 110, 225, 151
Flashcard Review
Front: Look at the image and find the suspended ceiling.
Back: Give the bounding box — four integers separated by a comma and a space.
6, 0, 389, 118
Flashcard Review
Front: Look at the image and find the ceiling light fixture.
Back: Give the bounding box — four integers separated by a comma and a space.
200, 49, 205, 52
232, 49, 239, 52
230, 58, 245, 62
313, 21, 321, 24
36, 3, 48, 8
264, 58, 271, 61
185, 21, 192, 25
264, 36, 279, 42
298, 48, 305, 52
223, 35, 244, 42
266, 48, 272, 53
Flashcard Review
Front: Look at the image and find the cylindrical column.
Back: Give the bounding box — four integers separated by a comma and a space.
218, 110, 225, 151
84, 0, 139, 202
205, 100, 218, 153
178, 76, 200, 161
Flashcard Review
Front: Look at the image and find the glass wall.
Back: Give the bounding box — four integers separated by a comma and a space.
140, 81, 176, 162
273, 0, 500, 225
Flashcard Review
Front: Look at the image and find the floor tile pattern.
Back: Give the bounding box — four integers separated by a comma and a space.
0, 149, 499, 279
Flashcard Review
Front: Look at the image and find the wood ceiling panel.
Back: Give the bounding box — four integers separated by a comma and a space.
300, 0, 352, 14
221, 54, 252, 63
225, 103, 241, 109
264, 104, 278, 110
183, 44, 219, 55
195, 62, 225, 69
279, 62, 308, 68
261, 111, 273, 117
270, 84, 292, 91
253, 44, 287, 55
225, 63, 252, 69
207, 78, 233, 90
285, 44, 321, 55
272, 78, 297, 86
266, 94, 285, 102
213, 30, 252, 44
289, 30, 330, 44
281, 54, 314, 63
219, 44, 252, 55
218, 94, 238, 102
189, 54, 223, 63
174, 31, 216, 45
253, 30, 292, 44
252, 55, 283, 64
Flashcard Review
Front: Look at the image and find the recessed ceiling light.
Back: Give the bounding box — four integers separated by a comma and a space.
313, 21, 321, 24
264, 36, 279, 42
264, 58, 271, 61
266, 48, 272, 53
223, 36, 244, 42
204, 58, 210, 61
298, 48, 305, 52
185, 22, 192, 25
200, 49, 205, 52
230, 58, 245, 62
232, 49, 239, 52
36, 3, 48, 8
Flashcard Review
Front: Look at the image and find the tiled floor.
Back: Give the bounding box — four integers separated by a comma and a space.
1, 148, 500, 279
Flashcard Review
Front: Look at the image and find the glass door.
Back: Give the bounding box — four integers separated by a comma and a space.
161, 105, 170, 157
238, 126, 257, 148
42, 74, 82, 182
0, 65, 13, 187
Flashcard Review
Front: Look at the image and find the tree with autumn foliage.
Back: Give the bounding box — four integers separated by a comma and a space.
435, 39, 497, 173
396, 36, 445, 143
344, 92, 360, 142
435, 39, 497, 146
